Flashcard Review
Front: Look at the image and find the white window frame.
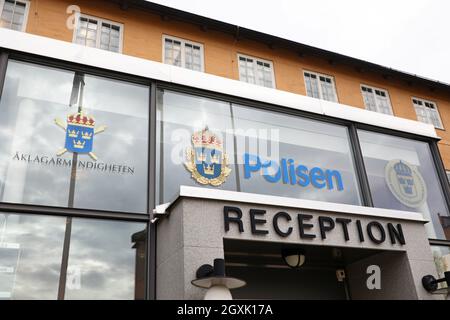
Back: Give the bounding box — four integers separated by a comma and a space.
0, 0, 30, 32
72, 12, 124, 53
162, 34, 205, 72
411, 96, 444, 129
237, 53, 276, 89
303, 70, 338, 102
360, 84, 393, 115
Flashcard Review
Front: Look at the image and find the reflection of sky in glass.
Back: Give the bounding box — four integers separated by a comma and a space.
232, 104, 361, 205
65, 218, 146, 300
358, 130, 450, 240
0, 213, 65, 300
0, 61, 149, 213
156, 90, 238, 204
157, 89, 361, 205
0, 213, 146, 300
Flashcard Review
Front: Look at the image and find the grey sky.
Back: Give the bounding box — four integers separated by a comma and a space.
149, 0, 450, 84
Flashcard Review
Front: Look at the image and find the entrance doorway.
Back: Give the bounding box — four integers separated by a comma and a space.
224, 239, 385, 300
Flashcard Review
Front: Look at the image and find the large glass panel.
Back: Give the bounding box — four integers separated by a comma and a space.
64, 219, 146, 300
233, 104, 361, 205
0, 213, 66, 299
0, 61, 149, 213
156, 90, 238, 203
157, 89, 361, 206
0, 213, 146, 300
358, 130, 450, 240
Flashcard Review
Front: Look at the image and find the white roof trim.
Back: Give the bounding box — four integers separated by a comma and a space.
0, 28, 439, 139
172, 186, 426, 223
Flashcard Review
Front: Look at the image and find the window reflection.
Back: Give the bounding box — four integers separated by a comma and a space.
156, 89, 361, 205
358, 130, 450, 240
0, 213, 65, 299
0, 61, 149, 213
156, 89, 238, 203
0, 213, 146, 300
64, 218, 146, 300
232, 104, 361, 205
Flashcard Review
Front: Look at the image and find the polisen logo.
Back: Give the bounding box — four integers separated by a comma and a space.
243, 153, 344, 191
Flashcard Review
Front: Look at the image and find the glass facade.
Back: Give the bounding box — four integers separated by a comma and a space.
156, 89, 361, 205
358, 130, 450, 240
0, 213, 146, 299
0, 61, 149, 213
0, 54, 449, 299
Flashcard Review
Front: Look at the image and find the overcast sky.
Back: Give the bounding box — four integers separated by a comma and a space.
149, 0, 450, 84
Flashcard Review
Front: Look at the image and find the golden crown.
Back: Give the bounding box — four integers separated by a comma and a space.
196, 152, 220, 163
68, 129, 79, 138
72, 139, 86, 149
67, 112, 95, 127
192, 128, 223, 151
81, 131, 93, 140
203, 163, 215, 175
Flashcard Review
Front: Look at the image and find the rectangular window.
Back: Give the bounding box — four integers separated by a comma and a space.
163, 35, 204, 72
0, 0, 29, 32
73, 13, 123, 53
361, 85, 393, 115
304, 71, 338, 102
0, 60, 149, 213
358, 130, 450, 241
238, 54, 275, 88
156, 89, 361, 206
412, 97, 443, 129
0, 213, 146, 299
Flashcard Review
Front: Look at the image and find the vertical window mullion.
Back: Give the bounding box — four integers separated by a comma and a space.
253, 60, 259, 86
372, 90, 379, 112
96, 19, 102, 49
349, 124, 374, 207
317, 75, 323, 99
180, 41, 186, 69
10, 0, 17, 29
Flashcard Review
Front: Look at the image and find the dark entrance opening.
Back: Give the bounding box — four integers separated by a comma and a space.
224, 239, 383, 300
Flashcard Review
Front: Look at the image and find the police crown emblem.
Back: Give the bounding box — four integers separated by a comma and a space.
185, 128, 231, 186
385, 159, 427, 208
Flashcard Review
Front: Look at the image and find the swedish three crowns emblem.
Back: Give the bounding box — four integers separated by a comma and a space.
185, 128, 231, 186
54, 111, 107, 161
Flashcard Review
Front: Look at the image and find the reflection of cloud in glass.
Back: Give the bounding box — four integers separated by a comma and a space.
0, 214, 145, 300
65, 219, 146, 300
358, 130, 450, 240
0, 213, 66, 300
157, 90, 361, 205
0, 61, 149, 213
